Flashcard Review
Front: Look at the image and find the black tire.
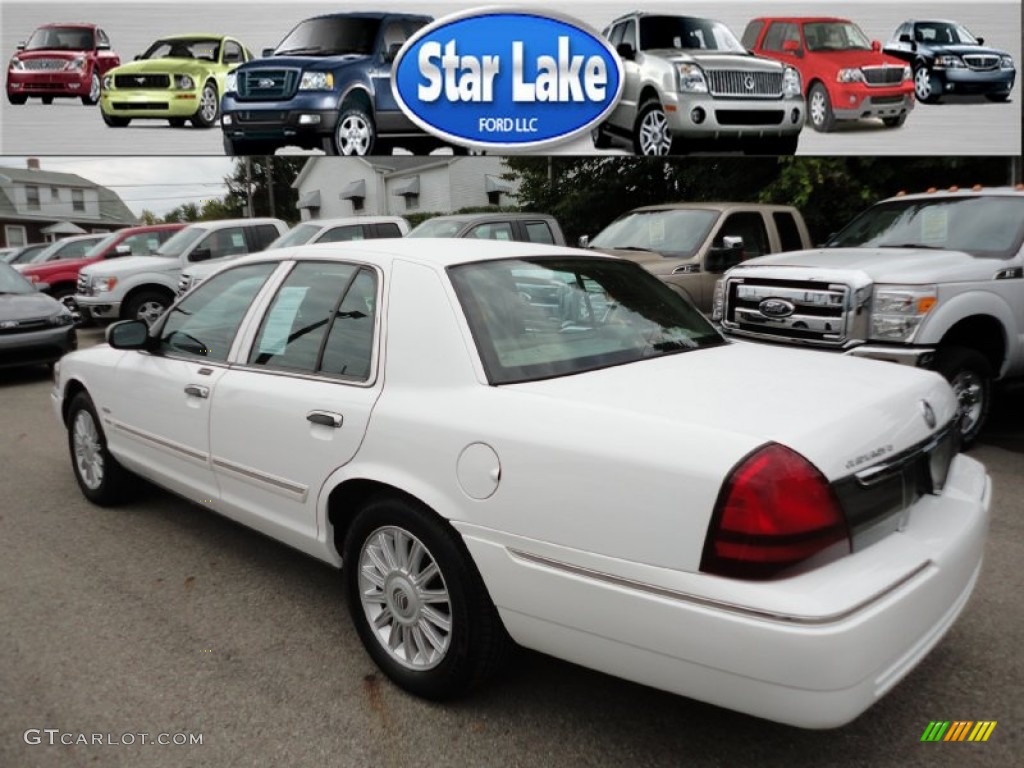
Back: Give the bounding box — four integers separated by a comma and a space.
7, 93, 27, 105
42, 96, 54, 105
808, 83, 835, 132
168, 118, 187, 127
933, 346, 992, 447
985, 93, 1010, 103
913, 65, 942, 104
591, 122, 612, 149
633, 99, 675, 155
329, 106, 377, 155
102, 112, 131, 127
49, 284, 77, 301
343, 495, 510, 700
81, 72, 101, 105
123, 290, 171, 326
67, 392, 135, 505
882, 113, 908, 128
191, 81, 219, 128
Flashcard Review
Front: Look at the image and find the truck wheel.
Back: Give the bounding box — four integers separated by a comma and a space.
882, 114, 907, 128
42, 96, 54, 105
82, 72, 101, 105
808, 84, 835, 132
329, 106, 376, 155
633, 99, 674, 155
7, 93, 27, 105
933, 346, 992, 446
67, 392, 136, 505
985, 93, 1010, 103
168, 117, 187, 128
914, 66, 941, 104
191, 81, 219, 127
124, 290, 171, 326
591, 122, 612, 149
102, 112, 131, 127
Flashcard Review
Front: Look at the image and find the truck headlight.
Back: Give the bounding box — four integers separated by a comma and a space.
869, 285, 937, 342
174, 74, 194, 90
712, 279, 725, 322
676, 63, 707, 93
783, 66, 801, 97
94, 276, 118, 293
103, 74, 113, 89
65, 56, 86, 72
836, 68, 864, 83
49, 311, 74, 327
225, 72, 237, 93
902, 65, 912, 82
935, 55, 965, 69
299, 71, 334, 90
9, 56, 25, 71
1001, 56, 1015, 70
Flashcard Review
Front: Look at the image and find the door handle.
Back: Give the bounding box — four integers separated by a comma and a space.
184, 384, 210, 399
307, 410, 343, 428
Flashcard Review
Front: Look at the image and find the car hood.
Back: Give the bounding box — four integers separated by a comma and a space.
926, 44, 1010, 58
509, 341, 956, 481
591, 247, 689, 272
16, 50, 86, 59
803, 49, 906, 69
110, 58, 215, 76
0, 291, 62, 320
240, 54, 370, 72
81, 255, 179, 277
734, 246, 991, 283
19, 255, 96, 276
648, 50, 784, 72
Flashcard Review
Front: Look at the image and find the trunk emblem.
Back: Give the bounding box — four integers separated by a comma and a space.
921, 400, 937, 429
758, 298, 795, 318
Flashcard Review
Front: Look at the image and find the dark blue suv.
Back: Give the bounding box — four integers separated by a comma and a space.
221, 12, 436, 155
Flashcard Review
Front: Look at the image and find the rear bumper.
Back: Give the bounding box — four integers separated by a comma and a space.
460, 454, 990, 728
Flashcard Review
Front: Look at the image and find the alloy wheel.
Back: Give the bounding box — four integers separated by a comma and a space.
73, 410, 105, 491
951, 370, 984, 437
337, 114, 372, 155
638, 109, 672, 155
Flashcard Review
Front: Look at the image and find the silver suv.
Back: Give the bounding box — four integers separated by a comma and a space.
593, 13, 805, 155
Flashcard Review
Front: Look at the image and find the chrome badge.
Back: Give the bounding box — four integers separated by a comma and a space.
921, 400, 937, 429
758, 298, 795, 318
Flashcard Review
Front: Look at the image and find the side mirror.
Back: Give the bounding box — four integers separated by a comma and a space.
262, 47, 276, 58
577, 234, 590, 248
16, 42, 25, 51
898, 33, 912, 43
107, 319, 151, 350
976, 37, 984, 46
113, 244, 131, 256
782, 39, 802, 56
705, 236, 745, 273
134, 54, 143, 61
384, 42, 403, 63
871, 40, 881, 52
97, 41, 110, 51
188, 247, 213, 262
616, 42, 636, 61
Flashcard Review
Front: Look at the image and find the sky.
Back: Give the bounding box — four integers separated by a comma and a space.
1, 156, 239, 217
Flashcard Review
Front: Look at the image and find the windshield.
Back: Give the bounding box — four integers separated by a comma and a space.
142, 38, 221, 61
449, 257, 725, 385
639, 17, 746, 53
9, 245, 46, 264
24, 26, 94, 51
275, 18, 381, 56
827, 196, 1024, 258
269, 223, 322, 249
589, 209, 719, 258
84, 233, 121, 258
0, 263, 35, 294
407, 219, 467, 238
156, 226, 206, 258
913, 22, 979, 46
803, 22, 872, 52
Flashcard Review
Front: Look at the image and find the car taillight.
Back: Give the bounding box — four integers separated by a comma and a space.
700, 443, 850, 580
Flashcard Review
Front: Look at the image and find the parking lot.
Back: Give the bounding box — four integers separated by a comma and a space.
1, 325, 1021, 767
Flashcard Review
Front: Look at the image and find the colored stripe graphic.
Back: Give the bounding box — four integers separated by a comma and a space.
920, 721, 996, 742
945, 721, 972, 741
921, 721, 950, 741
969, 722, 997, 742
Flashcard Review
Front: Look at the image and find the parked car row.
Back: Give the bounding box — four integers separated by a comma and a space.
6, 12, 1015, 155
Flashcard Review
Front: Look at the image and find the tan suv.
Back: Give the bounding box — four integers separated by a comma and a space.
582, 202, 811, 311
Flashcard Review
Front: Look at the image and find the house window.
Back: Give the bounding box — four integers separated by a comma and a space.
405, 194, 419, 210
26, 186, 40, 211
72, 189, 85, 212
4, 225, 27, 247
352, 196, 364, 212
49, 187, 59, 201
487, 191, 501, 206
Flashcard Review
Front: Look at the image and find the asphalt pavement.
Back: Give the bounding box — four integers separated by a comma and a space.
0, 327, 1021, 767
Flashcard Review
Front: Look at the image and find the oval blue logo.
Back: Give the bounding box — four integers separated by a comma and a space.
393, 10, 623, 150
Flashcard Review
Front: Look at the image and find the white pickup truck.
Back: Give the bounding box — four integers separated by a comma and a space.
75, 217, 287, 324
714, 186, 1024, 443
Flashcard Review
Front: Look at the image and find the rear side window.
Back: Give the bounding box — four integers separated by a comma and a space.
773, 212, 805, 252
320, 268, 377, 380
468, 222, 514, 241
251, 224, 282, 251
523, 221, 555, 244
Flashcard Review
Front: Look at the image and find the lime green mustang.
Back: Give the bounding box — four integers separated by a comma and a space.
99, 35, 252, 128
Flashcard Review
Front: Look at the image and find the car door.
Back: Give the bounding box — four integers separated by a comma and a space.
608, 19, 641, 131
372, 19, 421, 131
106, 262, 278, 502
700, 211, 770, 307
209, 261, 383, 542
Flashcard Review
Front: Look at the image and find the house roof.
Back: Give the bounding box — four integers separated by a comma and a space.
0, 165, 137, 226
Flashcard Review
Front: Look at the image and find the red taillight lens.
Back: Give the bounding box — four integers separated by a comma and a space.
701, 443, 850, 579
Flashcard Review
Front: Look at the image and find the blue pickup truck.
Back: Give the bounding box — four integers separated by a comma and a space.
221, 12, 441, 155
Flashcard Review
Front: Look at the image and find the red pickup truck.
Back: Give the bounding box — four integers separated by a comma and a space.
20, 224, 184, 300
6, 23, 120, 105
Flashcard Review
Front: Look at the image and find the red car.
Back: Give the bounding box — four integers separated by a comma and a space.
742, 17, 914, 132
19, 224, 184, 301
6, 23, 120, 105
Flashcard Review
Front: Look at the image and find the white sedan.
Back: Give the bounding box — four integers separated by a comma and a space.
52, 239, 990, 728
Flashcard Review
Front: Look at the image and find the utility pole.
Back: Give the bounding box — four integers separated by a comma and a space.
267, 155, 276, 218
244, 157, 254, 218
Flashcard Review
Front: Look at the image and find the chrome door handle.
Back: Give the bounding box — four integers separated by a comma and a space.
307, 410, 343, 428
184, 384, 210, 399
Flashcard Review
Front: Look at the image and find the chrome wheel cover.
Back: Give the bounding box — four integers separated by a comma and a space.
358, 526, 452, 670
135, 300, 166, 325
89, 74, 101, 102
337, 114, 372, 155
73, 410, 104, 490
809, 90, 828, 127
199, 85, 218, 123
914, 69, 932, 100
951, 370, 984, 436
638, 109, 672, 155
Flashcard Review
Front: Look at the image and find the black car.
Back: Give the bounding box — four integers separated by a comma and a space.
0, 262, 77, 370
884, 19, 1016, 103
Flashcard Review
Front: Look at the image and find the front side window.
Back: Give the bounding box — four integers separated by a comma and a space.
468, 222, 514, 241
192, 227, 247, 261
157, 263, 276, 362
249, 261, 378, 380
449, 257, 724, 385
717, 212, 769, 259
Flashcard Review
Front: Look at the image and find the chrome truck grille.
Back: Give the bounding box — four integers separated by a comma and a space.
720, 278, 852, 346
861, 66, 905, 86
963, 55, 1000, 71
706, 70, 783, 98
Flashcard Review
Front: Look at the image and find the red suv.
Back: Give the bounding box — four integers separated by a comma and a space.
19, 224, 184, 301
742, 17, 914, 132
6, 23, 120, 105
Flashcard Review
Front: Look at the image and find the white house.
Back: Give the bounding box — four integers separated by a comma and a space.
291, 157, 519, 220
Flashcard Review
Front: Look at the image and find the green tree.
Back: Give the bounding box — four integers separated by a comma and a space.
223, 156, 305, 223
